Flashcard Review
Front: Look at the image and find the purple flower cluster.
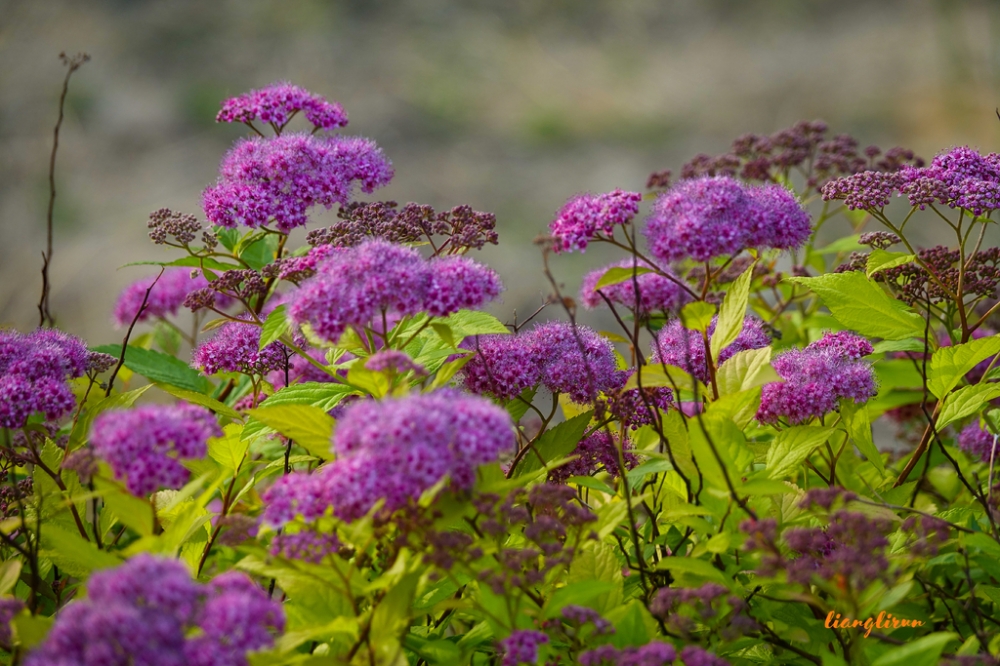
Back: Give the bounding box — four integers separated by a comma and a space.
0, 597, 23, 645
783, 510, 893, 592
651, 316, 771, 384
113, 269, 215, 327
202, 133, 393, 231
0, 328, 89, 428
580, 642, 679, 666
498, 630, 549, 666
958, 422, 998, 463
650, 583, 757, 641
549, 189, 642, 253
598, 379, 675, 430
269, 529, 342, 564
364, 349, 426, 376
26, 555, 283, 666
462, 322, 622, 404
548, 430, 639, 483
824, 146, 1000, 216
560, 605, 614, 636
580, 259, 690, 316
644, 177, 811, 263
287, 240, 502, 342
193, 317, 290, 376
90, 404, 222, 496
216, 81, 348, 130
262, 390, 513, 525
757, 331, 876, 425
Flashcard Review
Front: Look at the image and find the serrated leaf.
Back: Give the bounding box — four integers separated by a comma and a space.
155, 383, 242, 421
840, 400, 884, 474
938, 384, 1000, 429
623, 364, 703, 394
246, 405, 335, 460
39, 524, 123, 578
429, 354, 472, 390
716, 346, 778, 396
93, 344, 211, 393
766, 425, 835, 479
815, 234, 863, 255
680, 301, 716, 333
259, 305, 291, 350
208, 423, 249, 470
866, 249, 915, 277
121, 256, 241, 271
593, 265, 654, 291
710, 261, 755, 362
435, 310, 509, 340
656, 556, 728, 585
507, 386, 537, 423
515, 412, 592, 477
689, 413, 752, 490
786, 272, 925, 340
94, 477, 155, 536
263, 382, 355, 411
870, 632, 958, 666
927, 335, 1000, 399
872, 339, 926, 354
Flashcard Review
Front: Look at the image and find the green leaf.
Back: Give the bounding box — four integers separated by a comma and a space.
872, 339, 926, 354
507, 386, 537, 423
593, 265, 654, 291
715, 346, 778, 396
739, 479, 795, 495
937, 384, 1000, 429
121, 256, 241, 271
623, 364, 703, 394
710, 261, 755, 362
814, 234, 862, 255
680, 301, 716, 333
0, 560, 21, 596
566, 541, 624, 615
568, 475, 616, 495
786, 272, 925, 340
246, 405, 335, 460
93, 344, 211, 393
766, 425, 835, 479
208, 423, 249, 470
626, 459, 674, 484
689, 413, 752, 490
259, 305, 291, 350
239, 234, 280, 270
870, 632, 958, 666
155, 383, 243, 421
542, 581, 616, 619
263, 382, 355, 411
515, 412, 593, 477
94, 477, 155, 536
656, 556, 728, 585
428, 354, 472, 390
13, 614, 53, 650
840, 400, 885, 475
927, 335, 1000, 398
435, 310, 509, 340
39, 524, 123, 578
866, 249, 915, 277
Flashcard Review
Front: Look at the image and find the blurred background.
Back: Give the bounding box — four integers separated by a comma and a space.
2, 0, 1000, 345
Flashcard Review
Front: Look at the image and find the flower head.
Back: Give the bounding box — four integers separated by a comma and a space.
286, 240, 501, 343
26, 555, 282, 666
580, 259, 689, 316
645, 177, 810, 263
757, 332, 877, 425
113, 269, 215, 327
528, 321, 624, 404
498, 630, 549, 666
202, 133, 393, 231
217, 81, 348, 130
651, 316, 771, 384
0, 328, 89, 428
958, 422, 999, 463
193, 317, 290, 376
91, 404, 222, 495
262, 389, 514, 525
461, 334, 542, 401
548, 430, 639, 483
549, 189, 641, 253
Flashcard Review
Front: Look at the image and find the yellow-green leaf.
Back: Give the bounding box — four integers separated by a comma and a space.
710, 261, 756, 362
246, 405, 335, 460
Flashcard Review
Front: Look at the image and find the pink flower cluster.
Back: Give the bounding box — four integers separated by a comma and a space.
549, 189, 642, 253
579, 259, 690, 316
757, 331, 877, 425
202, 133, 393, 231
0, 328, 90, 428
113, 268, 221, 327
651, 316, 771, 385
193, 317, 290, 377
26, 555, 283, 666
644, 176, 811, 262
216, 81, 348, 130
90, 404, 222, 495
287, 240, 502, 343
462, 321, 622, 404
261, 389, 513, 526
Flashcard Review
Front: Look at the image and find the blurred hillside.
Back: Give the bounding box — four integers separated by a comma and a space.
2, 0, 1000, 344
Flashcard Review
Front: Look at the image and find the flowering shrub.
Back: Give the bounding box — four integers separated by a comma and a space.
2, 81, 1000, 666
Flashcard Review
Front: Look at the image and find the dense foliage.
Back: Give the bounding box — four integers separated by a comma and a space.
2, 82, 1000, 665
